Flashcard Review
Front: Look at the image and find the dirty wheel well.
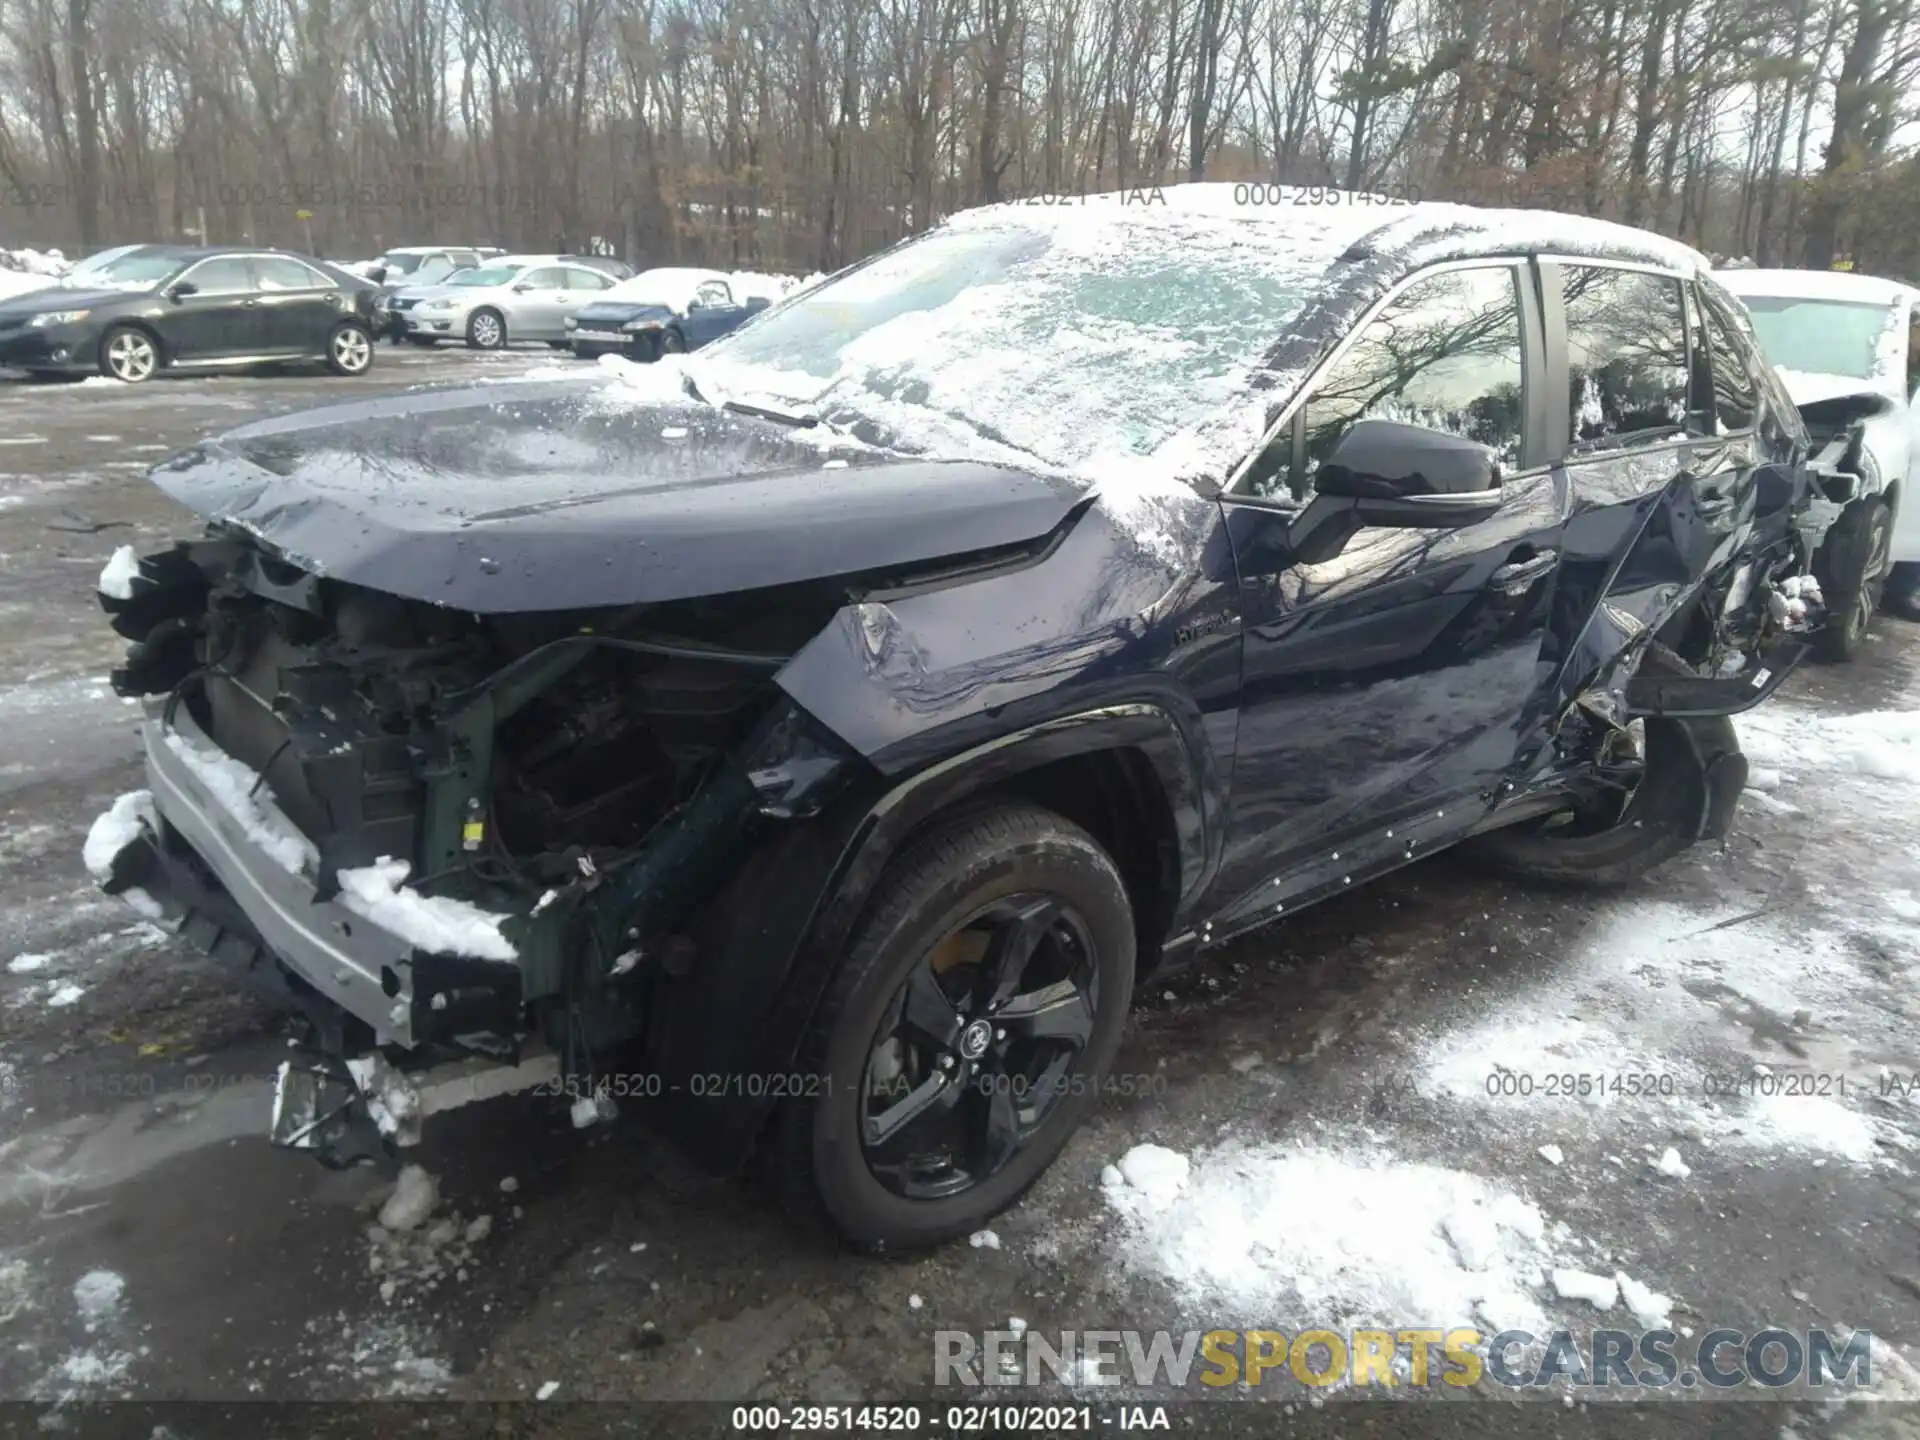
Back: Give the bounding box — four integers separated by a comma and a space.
993, 747, 1180, 981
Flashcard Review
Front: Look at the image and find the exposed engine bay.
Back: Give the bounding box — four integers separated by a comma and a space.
100, 532, 872, 1160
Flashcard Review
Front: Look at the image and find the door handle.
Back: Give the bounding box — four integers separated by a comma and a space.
1488, 551, 1557, 590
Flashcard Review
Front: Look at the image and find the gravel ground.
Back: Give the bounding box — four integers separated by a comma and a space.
1, 352, 1917, 1439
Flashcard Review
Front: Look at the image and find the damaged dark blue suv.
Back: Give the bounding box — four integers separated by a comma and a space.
91, 186, 1823, 1251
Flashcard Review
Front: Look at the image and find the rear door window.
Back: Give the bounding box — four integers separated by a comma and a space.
252, 256, 329, 291
1561, 266, 1690, 450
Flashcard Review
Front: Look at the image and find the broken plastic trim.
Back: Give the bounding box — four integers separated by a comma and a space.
1623, 638, 1810, 717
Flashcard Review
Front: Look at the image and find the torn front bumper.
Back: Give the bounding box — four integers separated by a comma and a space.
111, 699, 521, 1049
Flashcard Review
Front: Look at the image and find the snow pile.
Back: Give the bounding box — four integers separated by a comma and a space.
0, 246, 66, 301
1102, 1138, 1577, 1335
336, 857, 517, 963
367, 1165, 499, 1307
162, 731, 317, 874
81, 790, 154, 881
72, 1270, 125, 1331
96, 545, 141, 600
162, 729, 515, 961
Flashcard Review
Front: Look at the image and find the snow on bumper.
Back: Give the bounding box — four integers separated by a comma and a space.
113, 699, 523, 1047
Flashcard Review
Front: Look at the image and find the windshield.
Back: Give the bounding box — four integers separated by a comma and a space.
66, 244, 145, 280
690, 202, 1343, 474
450, 266, 517, 287
71, 249, 190, 289
1737, 296, 1895, 382
379, 252, 426, 275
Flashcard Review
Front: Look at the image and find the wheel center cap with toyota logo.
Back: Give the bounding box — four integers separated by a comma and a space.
960, 1020, 993, 1060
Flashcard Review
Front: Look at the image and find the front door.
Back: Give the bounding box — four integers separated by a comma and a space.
685, 279, 745, 346
1211, 260, 1565, 922
155, 255, 264, 361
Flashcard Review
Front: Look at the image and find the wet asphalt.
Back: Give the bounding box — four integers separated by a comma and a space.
0, 348, 1917, 1439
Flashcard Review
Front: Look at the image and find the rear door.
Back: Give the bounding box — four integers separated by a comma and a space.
154, 255, 264, 360
560, 266, 614, 327
1211, 259, 1566, 922
250, 255, 345, 355
1532, 261, 1740, 719
510, 266, 571, 338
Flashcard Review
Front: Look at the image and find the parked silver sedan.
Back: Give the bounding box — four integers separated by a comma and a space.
391, 256, 620, 349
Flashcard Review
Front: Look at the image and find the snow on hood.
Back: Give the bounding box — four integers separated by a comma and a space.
1774, 368, 1900, 409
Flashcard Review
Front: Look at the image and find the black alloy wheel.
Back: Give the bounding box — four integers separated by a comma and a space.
776, 802, 1135, 1251
861, 893, 1100, 1200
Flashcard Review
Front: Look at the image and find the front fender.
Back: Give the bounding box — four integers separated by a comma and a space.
653, 700, 1220, 1171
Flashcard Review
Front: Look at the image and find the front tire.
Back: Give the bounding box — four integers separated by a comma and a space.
325, 321, 374, 376
1463, 647, 1741, 888
465, 308, 507, 350
775, 803, 1135, 1252
98, 325, 159, 384
659, 328, 686, 355
1815, 496, 1892, 661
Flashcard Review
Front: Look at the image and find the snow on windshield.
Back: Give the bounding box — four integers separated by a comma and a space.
691, 188, 1390, 482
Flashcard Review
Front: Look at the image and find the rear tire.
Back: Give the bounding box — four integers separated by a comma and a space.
1885, 560, 1920, 620
773, 802, 1135, 1252
325, 321, 374, 376
1814, 496, 1892, 661
1463, 647, 1740, 888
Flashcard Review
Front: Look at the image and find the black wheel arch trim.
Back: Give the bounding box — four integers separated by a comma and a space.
649, 701, 1215, 1171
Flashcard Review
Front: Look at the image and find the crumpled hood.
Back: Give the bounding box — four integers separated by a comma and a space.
575, 301, 678, 324
150, 379, 1087, 613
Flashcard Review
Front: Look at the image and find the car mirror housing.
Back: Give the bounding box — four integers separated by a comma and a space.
1314, 418, 1502, 499
166, 280, 198, 300
512, 283, 533, 293
1286, 419, 1505, 564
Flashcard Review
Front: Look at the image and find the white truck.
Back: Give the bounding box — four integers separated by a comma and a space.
1718, 267, 1920, 659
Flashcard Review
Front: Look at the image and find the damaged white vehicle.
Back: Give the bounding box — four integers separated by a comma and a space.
1718, 267, 1920, 655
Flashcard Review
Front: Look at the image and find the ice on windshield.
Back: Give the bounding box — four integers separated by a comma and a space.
1739, 296, 1896, 383
692, 191, 1385, 480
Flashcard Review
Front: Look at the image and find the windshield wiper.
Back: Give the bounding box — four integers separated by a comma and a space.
722, 397, 818, 428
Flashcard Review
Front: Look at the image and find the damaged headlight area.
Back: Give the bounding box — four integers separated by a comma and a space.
94, 533, 865, 1164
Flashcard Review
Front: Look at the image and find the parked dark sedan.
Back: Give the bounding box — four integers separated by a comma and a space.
0, 244, 382, 382
91, 188, 1825, 1251
565, 267, 770, 359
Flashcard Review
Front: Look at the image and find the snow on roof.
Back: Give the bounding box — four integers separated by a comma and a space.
1715, 266, 1914, 307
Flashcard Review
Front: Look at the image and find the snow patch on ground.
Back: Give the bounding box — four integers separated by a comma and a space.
1102, 1137, 1575, 1335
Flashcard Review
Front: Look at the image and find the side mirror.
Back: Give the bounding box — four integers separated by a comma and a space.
369, 265, 389, 284
1288, 419, 1504, 564
687, 298, 706, 311
511, 283, 533, 293
1314, 418, 1502, 499
166, 280, 198, 300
